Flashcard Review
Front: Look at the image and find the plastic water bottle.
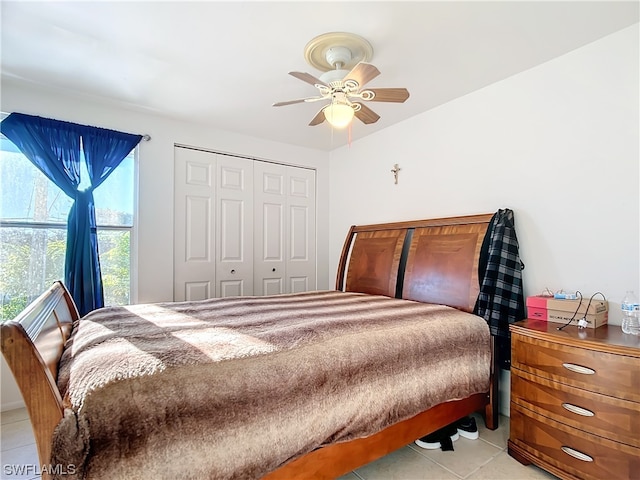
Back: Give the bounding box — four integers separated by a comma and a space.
621, 291, 640, 335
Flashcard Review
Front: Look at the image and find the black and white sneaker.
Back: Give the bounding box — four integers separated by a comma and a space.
414, 423, 459, 450
455, 416, 479, 440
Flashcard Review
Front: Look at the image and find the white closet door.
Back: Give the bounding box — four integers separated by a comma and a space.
286, 166, 316, 293
174, 147, 216, 301
254, 162, 316, 295
175, 147, 314, 300
254, 163, 287, 295
215, 155, 254, 297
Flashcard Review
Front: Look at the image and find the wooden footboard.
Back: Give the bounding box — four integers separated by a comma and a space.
1, 281, 78, 475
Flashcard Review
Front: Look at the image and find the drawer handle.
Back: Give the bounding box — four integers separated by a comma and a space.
562, 363, 595, 375
561, 446, 594, 462
562, 403, 595, 417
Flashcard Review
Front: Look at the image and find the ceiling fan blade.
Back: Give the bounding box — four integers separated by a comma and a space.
309, 108, 326, 126
273, 98, 308, 107
365, 88, 410, 103
289, 71, 328, 87
344, 62, 380, 87
354, 103, 380, 124
273, 96, 326, 107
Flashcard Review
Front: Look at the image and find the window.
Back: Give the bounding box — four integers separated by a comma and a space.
0, 133, 136, 321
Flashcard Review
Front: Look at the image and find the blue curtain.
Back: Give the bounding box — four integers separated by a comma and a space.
1, 113, 142, 316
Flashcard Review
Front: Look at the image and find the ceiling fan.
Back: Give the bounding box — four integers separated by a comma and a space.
273, 32, 410, 128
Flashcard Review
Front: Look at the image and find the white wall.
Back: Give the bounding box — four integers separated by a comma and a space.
0, 83, 331, 410
329, 24, 639, 327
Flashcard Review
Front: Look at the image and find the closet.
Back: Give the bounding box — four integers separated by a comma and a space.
173, 146, 316, 301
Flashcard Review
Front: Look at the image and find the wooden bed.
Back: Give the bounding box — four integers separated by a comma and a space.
2, 213, 499, 480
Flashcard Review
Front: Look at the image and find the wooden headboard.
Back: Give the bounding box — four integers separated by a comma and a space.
336, 213, 494, 312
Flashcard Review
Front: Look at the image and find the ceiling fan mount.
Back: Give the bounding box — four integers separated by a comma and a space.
303, 32, 373, 72
273, 32, 410, 128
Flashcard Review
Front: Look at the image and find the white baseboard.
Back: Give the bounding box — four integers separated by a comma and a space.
1, 400, 26, 412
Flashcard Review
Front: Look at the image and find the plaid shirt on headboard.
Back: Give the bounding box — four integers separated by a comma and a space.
474, 208, 525, 369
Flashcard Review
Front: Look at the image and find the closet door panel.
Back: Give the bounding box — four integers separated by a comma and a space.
219, 280, 243, 297
219, 199, 244, 261
185, 281, 210, 301
262, 202, 284, 262
287, 169, 317, 292
174, 147, 216, 301
216, 156, 254, 297
254, 164, 286, 295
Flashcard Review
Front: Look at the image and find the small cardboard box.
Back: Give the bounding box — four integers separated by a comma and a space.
526, 296, 549, 320
526, 296, 608, 328
547, 297, 608, 328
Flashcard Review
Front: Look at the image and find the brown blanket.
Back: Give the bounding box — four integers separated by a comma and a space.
52, 291, 490, 479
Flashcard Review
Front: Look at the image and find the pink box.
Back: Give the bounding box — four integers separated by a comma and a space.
526, 296, 549, 320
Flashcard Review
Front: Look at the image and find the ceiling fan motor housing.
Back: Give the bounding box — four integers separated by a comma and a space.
325, 46, 352, 69
319, 69, 350, 85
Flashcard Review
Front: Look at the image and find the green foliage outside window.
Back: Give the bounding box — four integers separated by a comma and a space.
0, 229, 130, 322
101, 230, 131, 307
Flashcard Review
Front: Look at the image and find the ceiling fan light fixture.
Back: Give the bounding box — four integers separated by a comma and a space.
323, 103, 354, 129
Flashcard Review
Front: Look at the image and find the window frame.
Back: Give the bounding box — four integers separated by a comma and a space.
0, 125, 138, 317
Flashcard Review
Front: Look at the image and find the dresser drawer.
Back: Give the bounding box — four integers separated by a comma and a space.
511, 333, 640, 402
511, 370, 640, 448
510, 403, 640, 480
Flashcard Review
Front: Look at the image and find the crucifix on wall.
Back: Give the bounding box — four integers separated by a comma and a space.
391, 164, 401, 184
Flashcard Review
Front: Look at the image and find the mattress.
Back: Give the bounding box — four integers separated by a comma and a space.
52, 290, 491, 479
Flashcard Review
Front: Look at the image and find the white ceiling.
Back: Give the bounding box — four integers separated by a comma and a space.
2, 1, 638, 151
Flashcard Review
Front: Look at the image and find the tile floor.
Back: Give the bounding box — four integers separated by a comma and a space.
337, 414, 558, 480
1, 409, 558, 480
1, 408, 39, 480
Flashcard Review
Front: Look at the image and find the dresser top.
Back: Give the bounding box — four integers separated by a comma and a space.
511, 320, 640, 357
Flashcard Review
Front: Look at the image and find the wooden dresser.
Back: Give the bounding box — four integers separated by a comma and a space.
508, 320, 640, 480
